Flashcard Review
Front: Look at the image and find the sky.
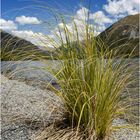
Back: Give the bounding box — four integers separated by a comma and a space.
0, 0, 140, 49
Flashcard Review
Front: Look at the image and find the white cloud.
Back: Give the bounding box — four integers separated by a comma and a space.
0, 19, 17, 30
56, 19, 89, 41
90, 11, 113, 24
55, 7, 113, 39
15, 16, 41, 25
11, 30, 52, 49
57, 2, 139, 39
3, 1, 138, 50
75, 7, 89, 20
104, 0, 140, 17
12, 30, 35, 40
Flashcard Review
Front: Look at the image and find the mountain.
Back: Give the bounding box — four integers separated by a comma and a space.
57, 14, 139, 58
1, 14, 139, 60
98, 14, 139, 57
1, 30, 51, 61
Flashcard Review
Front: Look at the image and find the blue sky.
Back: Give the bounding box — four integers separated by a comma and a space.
2, 0, 107, 16
1, 0, 107, 26
1, 0, 139, 48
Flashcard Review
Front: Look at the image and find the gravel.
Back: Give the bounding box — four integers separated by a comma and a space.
110, 118, 140, 140
1, 74, 64, 140
1, 74, 139, 140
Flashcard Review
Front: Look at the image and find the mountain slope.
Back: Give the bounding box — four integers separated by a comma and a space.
57, 14, 139, 58
1, 14, 139, 60
98, 14, 139, 57
1, 30, 51, 61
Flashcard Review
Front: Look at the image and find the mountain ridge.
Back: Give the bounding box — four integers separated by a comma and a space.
97, 14, 139, 57
1, 14, 139, 60
1, 30, 51, 60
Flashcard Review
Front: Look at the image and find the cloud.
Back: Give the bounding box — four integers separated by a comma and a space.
104, 0, 140, 17
3, 1, 138, 50
55, 7, 113, 39
56, 19, 89, 41
56, 2, 139, 39
90, 11, 113, 24
0, 19, 17, 30
75, 7, 89, 20
11, 30, 35, 40
11, 30, 50, 49
15, 16, 41, 25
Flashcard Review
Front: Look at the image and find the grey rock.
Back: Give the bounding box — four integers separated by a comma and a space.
1, 61, 61, 90
1, 74, 64, 140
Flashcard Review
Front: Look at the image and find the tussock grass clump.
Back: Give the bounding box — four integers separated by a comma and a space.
44, 16, 137, 139
1, 5, 137, 139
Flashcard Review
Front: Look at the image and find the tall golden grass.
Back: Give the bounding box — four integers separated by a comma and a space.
1, 6, 138, 139
43, 15, 138, 139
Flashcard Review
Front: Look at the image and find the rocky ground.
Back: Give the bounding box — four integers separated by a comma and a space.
1, 74, 64, 140
1, 74, 139, 140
